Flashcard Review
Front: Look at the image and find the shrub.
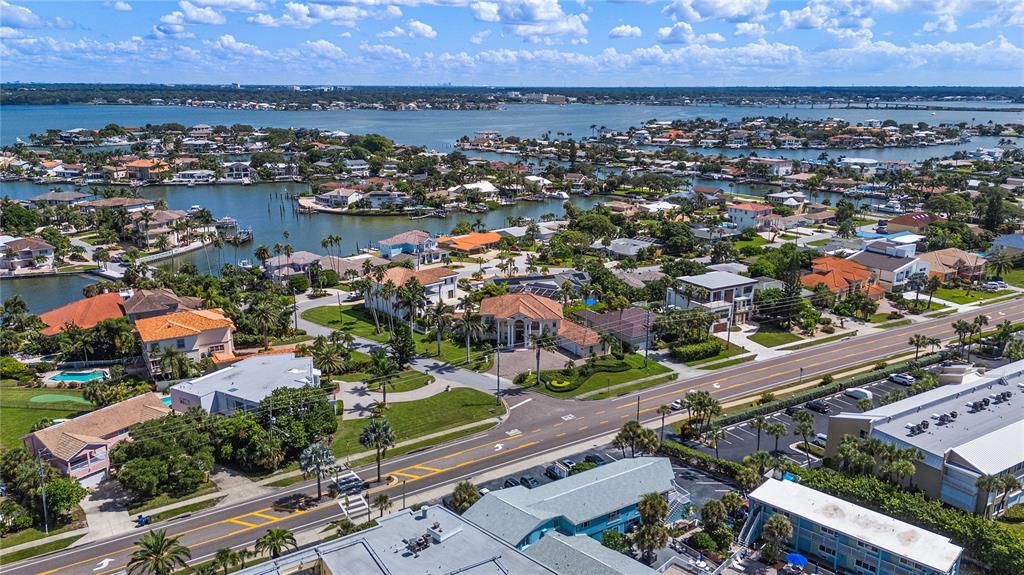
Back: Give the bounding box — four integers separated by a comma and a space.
689, 531, 718, 553
821, 324, 836, 334
670, 339, 723, 362
820, 374, 834, 385
287, 275, 310, 294
0, 357, 32, 382
659, 440, 746, 480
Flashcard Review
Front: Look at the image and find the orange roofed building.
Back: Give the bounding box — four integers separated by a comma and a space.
39, 292, 125, 336
437, 231, 502, 254
125, 158, 170, 181
479, 293, 606, 357
800, 257, 885, 300
135, 309, 235, 378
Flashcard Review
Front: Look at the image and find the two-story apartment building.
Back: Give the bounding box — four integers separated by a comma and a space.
22, 393, 170, 486
136, 309, 235, 378
377, 230, 445, 265
743, 478, 963, 575
727, 202, 777, 231
848, 240, 929, 291
363, 190, 411, 209
315, 187, 364, 209
916, 248, 987, 282
463, 457, 687, 549
221, 162, 253, 181
170, 353, 323, 416
665, 271, 759, 329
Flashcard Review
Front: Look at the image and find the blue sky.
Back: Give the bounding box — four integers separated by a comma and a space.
1, 0, 1022, 86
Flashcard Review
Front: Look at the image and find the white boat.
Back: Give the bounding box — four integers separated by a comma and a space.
238, 259, 253, 269
187, 205, 202, 215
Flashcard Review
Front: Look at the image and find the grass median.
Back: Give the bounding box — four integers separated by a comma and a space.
519, 354, 672, 398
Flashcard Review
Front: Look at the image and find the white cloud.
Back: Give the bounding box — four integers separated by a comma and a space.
657, 21, 725, 44
0, 1, 43, 28
339, 31, 352, 37
471, 1, 500, 22
0, 26, 22, 37
734, 21, 765, 37
248, 2, 369, 28
210, 33, 268, 56
608, 24, 642, 38
360, 42, 412, 60
378, 25, 405, 37
469, 0, 589, 43
922, 13, 957, 33
969, 0, 1024, 28
470, 29, 491, 44
189, 0, 266, 10
160, 11, 185, 24
110, 1, 133, 12
303, 38, 346, 59
408, 19, 437, 38
179, 0, 226, 24
662, 0, 769, 23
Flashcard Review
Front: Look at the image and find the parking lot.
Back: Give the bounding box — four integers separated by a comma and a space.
683, 374, 930, 467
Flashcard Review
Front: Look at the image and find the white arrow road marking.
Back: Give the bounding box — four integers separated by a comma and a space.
494, 443, 504, 451
508, 398, 532, 410
561, 414, 576, 421
95, 559, 115, 571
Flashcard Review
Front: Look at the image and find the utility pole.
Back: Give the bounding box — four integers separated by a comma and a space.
495, 343, 501, 407
799, 367, 804, 386
402, 480, 407, 510
644, 307, 651, 368
635, 396, 640, 422
37, 461, 49, 535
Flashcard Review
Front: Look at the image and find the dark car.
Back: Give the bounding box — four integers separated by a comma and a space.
519, 475, 540, 488
784, 405, 802, 416
544, 465, 561, 480
584, 454, 607, 466
503, 477, 521, 488
805, 399, 831, 414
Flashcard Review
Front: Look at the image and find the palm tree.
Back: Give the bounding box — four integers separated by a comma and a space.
127, 530, 192, 575
706, 425, 726, 458
456, 311, 486, 365
966, 314, 989, 360
312, 343, 345, 378
399, 278, 427, 332
299, 442, 335, 500
255, 245, 271, 269
657, 404, 672, 442
530, 329, 558, 386
977, 474, 1002, 518
379, 279, 398, 332
213, 548, 241, 575
373, 493, 392, 517
766, 422, 786, 454
752, 416, 767, 452
909, 334, 928, 360
997, 474, 1022, 516
760, 514, 793, 563
987, 251, 1014, 280
952, 319, 973, 356
249, 302, 279, 349
925, 275, 942, 309
359, 417, 396, 483
425, 301, 454, 357
368, 349, 399, 407
793, 410, 815, 465
254, 528, 296, 559
158, 348, 193, 381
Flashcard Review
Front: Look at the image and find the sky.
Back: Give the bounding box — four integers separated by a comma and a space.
1, 0, 1023, 86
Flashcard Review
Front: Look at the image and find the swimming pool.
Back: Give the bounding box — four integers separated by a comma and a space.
51, 370, 107, 383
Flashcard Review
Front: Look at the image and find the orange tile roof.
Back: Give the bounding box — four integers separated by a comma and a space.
729, 202, 773, 212
125, 159, 167, 169
135, 308, 234, 342
480, 293, 563, 320
40, 292, 125, 336
378, 266, 458, 287
438, 231, 502, 252
800, 256, 873, 294
559, 320, 602, 346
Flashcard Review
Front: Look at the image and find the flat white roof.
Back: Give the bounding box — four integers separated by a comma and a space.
750, 479, 962, 572
950, 419, 1024, 475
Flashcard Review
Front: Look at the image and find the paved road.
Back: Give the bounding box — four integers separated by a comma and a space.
7, 299, 1022, 575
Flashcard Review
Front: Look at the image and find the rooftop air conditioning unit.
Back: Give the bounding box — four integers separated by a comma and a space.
921, 420, 929, 429
983, 398, 991, 406
949, 410, 958, 419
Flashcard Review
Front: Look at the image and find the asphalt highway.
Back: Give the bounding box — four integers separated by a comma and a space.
6, 300, 1022, 575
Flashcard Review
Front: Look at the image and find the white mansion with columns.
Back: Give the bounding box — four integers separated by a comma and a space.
479, 293, 606, 357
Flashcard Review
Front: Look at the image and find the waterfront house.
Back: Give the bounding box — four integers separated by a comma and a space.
363, 190, 411, 209
800, 257, 885, 300
171, 170, 216, 184
180, 138, 217, 154
463, 457, 685, 549
494, 220, 567, 243
743, 478, 962, 575
221, 162, 253, 181
263, 250, 323, 281
917, 248, 987, 282
344, 159, 370, 177
39, 292, 126, 336
366, 266, 459, 320
136, 309, 235, 378
22, 393, 170, 487
125, 159, 170, 181
315, 187, 364, 208
727, 202, 776, 231
447, 180, 499, 200
666, 271, 758, 330
748, 157, 794, 177
378, 230, 445, 265
130, 209, 189, 247
169, 353, 322, 416
123, 288, 202, 322
0, 236, 55, 272
189, 124, 213, 137
79, 197, 155, 213
589, 237, 660, 259
848, 241, 929, 291
886, 211, 943, 234
765, 190, 806, 207
30, 190, 90, 207
318, 254, 388, 278
437, 231, 502, 254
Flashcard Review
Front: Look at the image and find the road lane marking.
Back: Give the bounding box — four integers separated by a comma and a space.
391, 471, 422, 479
600, 420, 609, 425
508, 398, 532, 410
249, 512, 278, 521
557, 432, 567, 437
413, 465, 442, 473
225, 518, 259, 528
578, 426, 588, 431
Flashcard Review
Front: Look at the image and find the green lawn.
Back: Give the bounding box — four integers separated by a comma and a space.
522, 353, 672, 398
734, 236, 768, 250
335, 370, 433, 393
779, 332, 851, 351
128, 481, 219, 514
0, 506, 85, 549
748, 325, 803, 347
0, 386, 94, 450
331, 388, 504, 458
932, 287, 1014, 305
999, 268, 1024, 288
869, 313, 900, 324
701, 356, 756, 370
301, 305, 493, 371
584, 374, 678, 401
806, 238, 831, 247
684, 342, 748, 366
0, 534, 85, 566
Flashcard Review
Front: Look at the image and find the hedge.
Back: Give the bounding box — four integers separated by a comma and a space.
714, 353, 946, 427
796, 466, 1024, 573
669, 339, 723, 362
658, 440, 746, 480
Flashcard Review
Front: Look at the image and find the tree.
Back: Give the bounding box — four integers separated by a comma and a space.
909, 334, 929, 360
388, 323, 416, 368
987, 251, 1015, 279
368, 348, 399, 407
127, 530, 192, 575
455, 311, 485, 365
792, 410, 815, 465
530, 329, 558, 386
450, 480, 480, 514
299, 442, 334, 500
657, 405, 672, 443
766, 422, 787, 453
752, 416, 767, 452
706, 426, 726, 458
857, 397, 874, 412
700, 499, 727, 531
721, 491, 744, 517
601, 529, 630, 554
633, 492, 669, 562
359, 418, 396, 483
976, 474, 1002, 519
255, 528, 296, 559
612, 420, 659, 458
997, 474, 1022, 516
760, 514, 792, 563
258, 386, 337, 459
373, 493, 393, 517
425, 301, 454, 357
213, 548, 241, 575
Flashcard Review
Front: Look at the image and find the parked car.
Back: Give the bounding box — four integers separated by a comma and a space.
844, 387, 873, 401
544, 465, 561, 480
784, 405, 803, 416
560, 458, 577, 469
584, 454, 607, 466
983, 281, 1007, 290
503, 477, 521, 488
805, 399, 831, 414
813, 433, 828, 447
520, 475, 540, 489
889, 373, 916, 386
670, 399, 685, 411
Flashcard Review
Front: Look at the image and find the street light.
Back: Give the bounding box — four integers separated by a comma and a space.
37, 461, 49, 535
495, 343, 502, 407
799, 367, 804, 385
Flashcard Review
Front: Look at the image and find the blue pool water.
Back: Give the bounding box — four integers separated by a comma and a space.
51, 370, 106, 383
161, 396, 172, 406
584, 298, 597, 306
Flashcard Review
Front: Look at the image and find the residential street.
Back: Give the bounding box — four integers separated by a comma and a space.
6, 299, 1023, 575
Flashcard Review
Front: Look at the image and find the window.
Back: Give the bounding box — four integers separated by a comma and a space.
818, 544, 835, 556
855, 559, 877, 573
856, 541, 879, 553
608, 511, 620, 523
820, 527, 837, 536
579, 520, 591, 529
209, 344, 225, 353
176, 339, 186, 349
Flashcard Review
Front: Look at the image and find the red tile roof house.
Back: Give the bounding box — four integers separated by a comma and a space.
39, 292, 126, 336
479, 293, 606, 357
726, 203, 778, 231
23, 393, 170, 486
135, 309, 236, 378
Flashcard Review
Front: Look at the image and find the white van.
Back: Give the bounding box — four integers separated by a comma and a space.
844, 387, 873, 401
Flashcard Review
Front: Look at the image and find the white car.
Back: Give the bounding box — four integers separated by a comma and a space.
670, 399, 685, 411
844, 387, 873, 401
889, 373, 916, 386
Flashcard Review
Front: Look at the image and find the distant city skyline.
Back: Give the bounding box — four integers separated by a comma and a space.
1, 0, 1022, 86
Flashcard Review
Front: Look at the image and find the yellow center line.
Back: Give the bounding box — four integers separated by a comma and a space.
557, 432, 567, 437
248, 512, 279, 521
578, 426, 588, 431
225, 518, 259, 528
413, 465, 443, 473
599, 420, 609, 425
553, 422, 563, 427
391, 471, 424, 479
596, 410, 606, 415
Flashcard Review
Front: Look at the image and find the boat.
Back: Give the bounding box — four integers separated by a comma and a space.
238, 259, 253, 269
870, 200, 905, 215
187, 205, 203, 215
